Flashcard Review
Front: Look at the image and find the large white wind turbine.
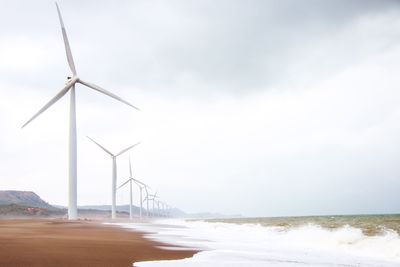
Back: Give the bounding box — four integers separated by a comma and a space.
87, 136, 140, 219
118, 156, 150, 220
21, 3, 139, 220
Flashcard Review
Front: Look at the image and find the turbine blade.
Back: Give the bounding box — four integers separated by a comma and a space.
116, 142, 141, 157
117, 179, 131, 190
78, 79, 140, 110
133, 181, 143, 188
132, 178, 143, 185
129, 155, 133, 177
132, 178, 150, 188
55, 3, 77, 75
22, 82, 74, 128
143, 184, 151, 190
86, 136, 114, 156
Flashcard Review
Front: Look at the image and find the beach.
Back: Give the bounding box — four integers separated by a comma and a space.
0, 219, 197, 267
1, 216, 399, 266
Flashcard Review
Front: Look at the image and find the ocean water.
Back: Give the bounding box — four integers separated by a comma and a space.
119, 214, 400, 267
208, 214, 400, 236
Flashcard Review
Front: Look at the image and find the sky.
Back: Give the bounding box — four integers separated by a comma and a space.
1, 0, 400, 217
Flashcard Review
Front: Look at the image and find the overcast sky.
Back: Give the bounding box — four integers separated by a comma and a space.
1, 0, 400, 217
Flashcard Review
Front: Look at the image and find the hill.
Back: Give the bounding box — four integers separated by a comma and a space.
0, 204, 65, 218
0, 190, 65, 218
0, 191, 239, 219
0, 190, 56, 210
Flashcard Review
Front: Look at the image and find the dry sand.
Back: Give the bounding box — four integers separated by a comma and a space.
0, 219, 197, 267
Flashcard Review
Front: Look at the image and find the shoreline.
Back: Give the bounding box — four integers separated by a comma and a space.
0, 219, 198, 267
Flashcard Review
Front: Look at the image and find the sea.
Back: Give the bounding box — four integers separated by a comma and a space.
118, 214, 400, 266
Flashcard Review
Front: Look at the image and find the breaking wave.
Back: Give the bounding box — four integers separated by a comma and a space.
119, 217, 400, 266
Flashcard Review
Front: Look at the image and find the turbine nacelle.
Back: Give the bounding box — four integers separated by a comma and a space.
66, 76, 79, 84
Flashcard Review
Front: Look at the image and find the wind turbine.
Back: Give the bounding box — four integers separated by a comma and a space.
165, 203, 169, 217
157, 200, 161, 217
158, 200, 166, 217
21, 3, 139, 220
133, 179, 151, 219
118, 156, 150, 220
117, 165, 134, 220
146, 192, 158, 217
156, 200, 161, 217
159, 201, 167, 217
142, 184, 151, 217
87, 136, 140, 219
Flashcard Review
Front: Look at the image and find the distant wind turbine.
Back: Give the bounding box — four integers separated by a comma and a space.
118, 156, 150, 220
87, 136, 140, 219
21, 3, 139, 220
159, 201, 167, 217
156, 200, 161, 216
133, 179, 151, 219
142, 184, 151, 217
146, 192, 158, 217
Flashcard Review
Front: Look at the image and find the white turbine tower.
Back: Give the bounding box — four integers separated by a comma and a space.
160, 201, 166, 217
117, 175, 134, 220
133, 178, 151, 219
156, 200, 161, 216
143, 192, 154, 217
118, 156, 150, 220
87, 136, 140, 219
21, 3, 139, 220
142, 184, 151, 217
147, 192, 158, 217
135, 180, 146, 219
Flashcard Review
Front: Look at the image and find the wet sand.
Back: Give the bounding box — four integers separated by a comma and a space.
0, 219, 197, 267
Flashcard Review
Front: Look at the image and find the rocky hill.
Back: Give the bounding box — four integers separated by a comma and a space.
0, 190, 56, 210
0, 190, 65, 218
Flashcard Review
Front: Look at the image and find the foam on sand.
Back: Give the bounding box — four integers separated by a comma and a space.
117, 219, 400, 267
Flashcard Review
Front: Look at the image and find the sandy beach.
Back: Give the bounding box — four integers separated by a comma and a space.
0, 219, 197, 267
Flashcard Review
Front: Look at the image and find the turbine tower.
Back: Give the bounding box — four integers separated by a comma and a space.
156, 200, 161, 216
118, 156, 149, 220
159, 201, 166, 217
142, 184, 151, 217
87, 136, 140, 219
146, 192, 158, 217
135, 181, 145, 219
22, 3, 139, 220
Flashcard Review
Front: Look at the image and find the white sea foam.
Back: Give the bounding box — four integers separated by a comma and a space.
116, 219, 400, 267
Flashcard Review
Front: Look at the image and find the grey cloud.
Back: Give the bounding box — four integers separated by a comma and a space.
2, 0, 398, 96
98, 0, 400, 94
